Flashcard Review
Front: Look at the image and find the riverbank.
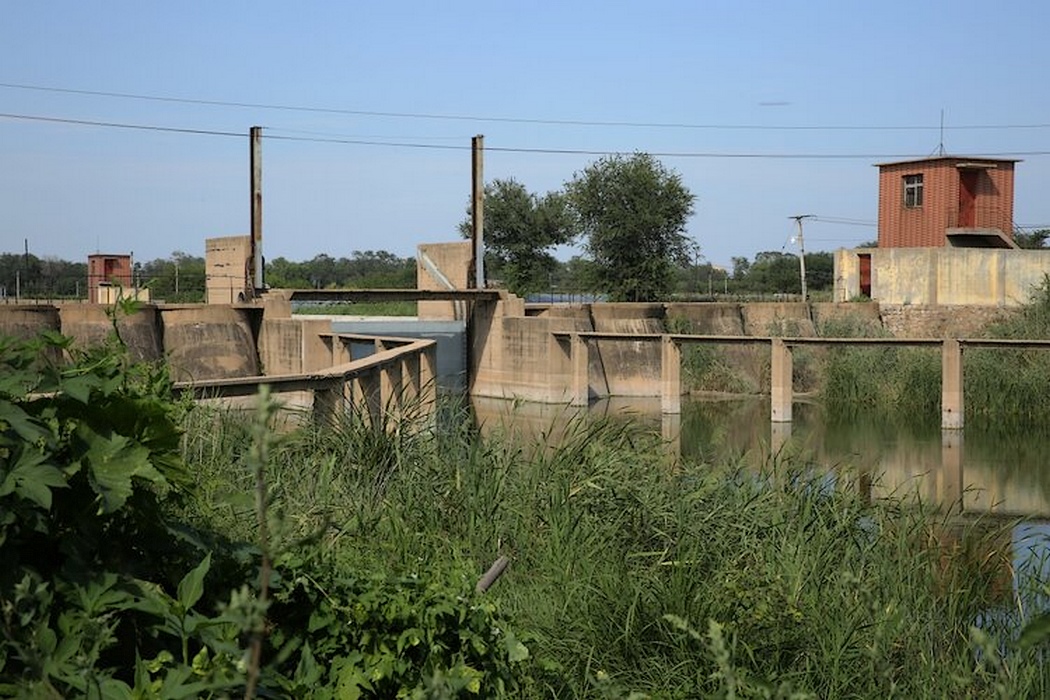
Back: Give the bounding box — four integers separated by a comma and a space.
174, 397, 1050, 697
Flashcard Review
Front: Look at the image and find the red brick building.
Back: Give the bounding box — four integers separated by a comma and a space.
876, 156, 1018, 249
87, 253, 133, 304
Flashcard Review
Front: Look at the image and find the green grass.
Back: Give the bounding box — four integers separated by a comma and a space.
177, 397, 1050, 698
816, 292, 1050, 428
294, 300, 418, 316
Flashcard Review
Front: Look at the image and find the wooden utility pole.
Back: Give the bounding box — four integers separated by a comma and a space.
471, 135, 485, 289
790, 215, 813, 302
250, 126, 263, 295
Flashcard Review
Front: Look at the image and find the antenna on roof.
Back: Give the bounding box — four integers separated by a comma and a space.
937, 109, 946, 156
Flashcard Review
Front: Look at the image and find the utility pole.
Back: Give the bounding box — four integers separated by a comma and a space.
790, 215, 813, 302
470, 135, 485, 289
250, 126, 263, 296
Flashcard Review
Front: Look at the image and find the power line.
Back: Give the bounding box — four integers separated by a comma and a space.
810, 216, 877, 227
0, 112, 242, 137
5, 80, 1050, 132
4, 110, 1050, 160
265, 126, 466, 141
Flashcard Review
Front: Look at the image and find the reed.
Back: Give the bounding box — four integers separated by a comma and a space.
177, 398, 1050, 698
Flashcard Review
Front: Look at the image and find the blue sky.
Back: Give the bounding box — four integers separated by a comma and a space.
3, 1, 1049, 270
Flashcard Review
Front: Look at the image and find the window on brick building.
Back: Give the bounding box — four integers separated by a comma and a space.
903, 174, 923, 207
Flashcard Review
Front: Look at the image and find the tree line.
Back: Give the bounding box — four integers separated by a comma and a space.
0, 250, 418, 303
0, 245, 839, 303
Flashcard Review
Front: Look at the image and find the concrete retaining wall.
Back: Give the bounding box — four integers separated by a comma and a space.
59, 304, 162, 362
0, 297, 1030, 406
879, 305, 1015, 338
0, 306, 61, 340
665, 302, 745, 335
591, 303, 664, 397
836, 247, 1050, 306
161, 306, 260, 382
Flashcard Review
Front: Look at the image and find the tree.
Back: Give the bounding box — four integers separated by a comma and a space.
459, 179, 573, 295
1015, 228, 1050, 250
565, 153, 695, 302
745, 251, 801, 293
140, 252, 206, 302
804, 251, 834, 291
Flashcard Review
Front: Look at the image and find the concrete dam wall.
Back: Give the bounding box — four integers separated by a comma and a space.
0, 297, 1022, 408
470, 299, 1018, 404
0, 303, 261, 382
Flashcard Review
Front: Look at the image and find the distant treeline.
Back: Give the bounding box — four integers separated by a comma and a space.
0, 248, 837, 302
0, 250, 417, 303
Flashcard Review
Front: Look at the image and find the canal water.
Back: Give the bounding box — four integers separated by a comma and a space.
472, 395, 1050, 634
473, 395, 1050, 518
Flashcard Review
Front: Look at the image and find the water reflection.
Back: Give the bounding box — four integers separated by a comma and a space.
471, 395, 1050, 518
680, 398, 1050, 518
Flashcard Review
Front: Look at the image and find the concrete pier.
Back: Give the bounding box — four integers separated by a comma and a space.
661, 336, 681, 414
770, 338, 793, 423
941, 338, 964, 429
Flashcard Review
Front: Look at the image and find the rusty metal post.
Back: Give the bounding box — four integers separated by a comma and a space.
250, 126, 263, 295
471, 135, 485, 289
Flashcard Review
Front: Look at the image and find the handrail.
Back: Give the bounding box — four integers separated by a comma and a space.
550, 330, 1050, 348
172, 334, 437, 429
173, 337, 434, 399
549, 330, 1050, 428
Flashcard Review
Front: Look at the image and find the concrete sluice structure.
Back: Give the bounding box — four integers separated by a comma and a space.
0, 305, 62, 339
0, 300, 437, 431
1, 291, 1047, 433
58, 304, 163, 362
163, 306, 260, 382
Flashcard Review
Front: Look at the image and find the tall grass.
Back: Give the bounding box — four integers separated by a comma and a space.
819, 285, 1050, 428
178, 398, 1049, 698
294, 300, 418, 316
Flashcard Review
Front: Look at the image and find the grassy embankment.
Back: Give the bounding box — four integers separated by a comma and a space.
175, 395, 1050, 698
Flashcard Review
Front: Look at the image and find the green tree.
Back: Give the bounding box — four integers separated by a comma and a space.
459, 178, 573, 295
140, 251, 205, 302
730, 250, 834, 295
565, 153, 696, 302
1015, 228, 1050, 249
266, 256, 311, 288
804, 251, 834, 291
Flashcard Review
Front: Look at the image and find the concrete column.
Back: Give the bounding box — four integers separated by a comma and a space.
661, 335, 681, 414
570, 332, 588, 407
312, 377, 343, 428
420, 343, 438, 413
333, 336, 352, 366
770, 338, 793, 423
364, 369, 382, 428
662, 412, 681, 464
770, 421, 792, 456
941, 339, 964, 430
940, 429, 964, 512
380, 359, 401, 420
401, 356, 419, 405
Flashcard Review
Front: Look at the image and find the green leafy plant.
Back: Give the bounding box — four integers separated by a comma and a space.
0, 327, 254, 696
